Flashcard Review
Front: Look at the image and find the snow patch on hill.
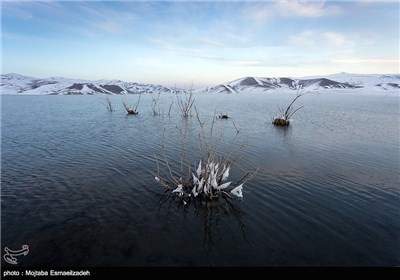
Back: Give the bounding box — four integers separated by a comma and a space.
198, 73, 399, 94
1, 72, 399, 95
1, 73, 186, 95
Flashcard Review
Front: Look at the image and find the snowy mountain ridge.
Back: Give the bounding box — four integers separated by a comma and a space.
1, 72, 399, 95
1, 73, 186, 95
200, 73, 400, 94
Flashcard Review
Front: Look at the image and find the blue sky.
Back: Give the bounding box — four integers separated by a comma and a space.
2, 0, 399, 88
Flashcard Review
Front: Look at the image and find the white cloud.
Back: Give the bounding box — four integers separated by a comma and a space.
276, 0, 326, 17
243, 0, 344, 22
288, 31, 316, 47
288, 30, 354, 49
331, 59, 399, 65
2, 5, 34, 20
323, 32, 348, 47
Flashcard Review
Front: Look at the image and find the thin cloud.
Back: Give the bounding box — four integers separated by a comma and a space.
3, 1, 398, 81
243, 0, 344, 22
275, 0, 343, 18
332, 59, 399, 64
323, 32, 354, 47
71, 3, 137, 35
288, 30, 354, 49
3, 1, 137, 39
2, 4, 34, 20
288, 30, 316, 47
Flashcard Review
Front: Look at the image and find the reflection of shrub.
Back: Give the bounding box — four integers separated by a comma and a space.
155, 109, 258, 204
157, 185, 246, 245
273, 87, 305, 126
150, 92, 161, 116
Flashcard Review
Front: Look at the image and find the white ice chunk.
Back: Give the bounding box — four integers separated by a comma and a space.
192, 173, 199, 184
221, 166, 230, 182
230, 184, 243, 198
215, 181, 231, 190
192, 186, 198, 197
208, 162, 214, 172
172, 184, 183, 194
197, 178, 204, 193
211, 177, 218, 189
196, 161, 202, 177
204, 183, 209, 194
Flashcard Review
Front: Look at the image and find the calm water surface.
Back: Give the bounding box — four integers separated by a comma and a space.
1, 92, 399, 266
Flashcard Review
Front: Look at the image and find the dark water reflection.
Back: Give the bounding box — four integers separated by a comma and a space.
1, 92, 399, 266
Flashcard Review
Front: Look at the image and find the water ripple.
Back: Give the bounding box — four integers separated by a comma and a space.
1, 93, 399, 266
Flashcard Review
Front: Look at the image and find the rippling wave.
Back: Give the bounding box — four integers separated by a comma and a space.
1, 93, 399, 266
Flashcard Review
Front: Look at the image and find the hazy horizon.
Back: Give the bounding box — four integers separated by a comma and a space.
2, 0, 399, 88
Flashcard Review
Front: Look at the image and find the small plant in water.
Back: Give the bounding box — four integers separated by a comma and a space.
176, 84, 195, 118
123, 94, 141, 115
273, 86, 305, 126
102, 96, 114, 112
217, 113, 229, 119
155, 109, 258, 204
150, 92, 161, 116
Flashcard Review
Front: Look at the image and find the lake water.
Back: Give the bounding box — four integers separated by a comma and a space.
1, 91, 399, 266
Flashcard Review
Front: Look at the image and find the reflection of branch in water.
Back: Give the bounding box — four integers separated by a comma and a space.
221, 196, 247, 242
156, 191, 247, 249
273, 124, 298, 162
273, 124, 292, 139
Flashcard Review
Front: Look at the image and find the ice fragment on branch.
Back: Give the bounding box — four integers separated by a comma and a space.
230, 184, 244, 198
215, 181, 231, 190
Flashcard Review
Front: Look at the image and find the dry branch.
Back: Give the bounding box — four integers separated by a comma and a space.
273, 86, 305, 126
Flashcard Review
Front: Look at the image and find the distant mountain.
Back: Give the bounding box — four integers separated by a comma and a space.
200, 73, 400, 93
1, 72, 399, 95
0, 73, 185, 95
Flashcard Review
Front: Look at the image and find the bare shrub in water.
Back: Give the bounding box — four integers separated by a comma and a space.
123, 94, 141, 115
273, 86, 305, 126
176, 85, 195, 118
155, 108, 258, 204
150, 92, 162, 116
102, 96, 114, 112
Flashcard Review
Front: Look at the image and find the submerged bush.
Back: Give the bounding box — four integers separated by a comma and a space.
155, 109, 258, 204
102, 96, 114, 112
217, 113, 229, 119
176, 85, 195, 118
273, 86, 305, 126
123, 94, 141, 115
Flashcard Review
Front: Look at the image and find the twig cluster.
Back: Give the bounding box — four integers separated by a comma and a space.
155, 109, 258, 203
150, 92, 161, 116
123, 94, 141, 115
273, 86, 305, 126
102, 96, 114, 112
176, 86, 195, 118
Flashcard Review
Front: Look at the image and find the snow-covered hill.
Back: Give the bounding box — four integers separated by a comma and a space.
0, 73, 186, 95
200, 73, 400, 93
1, 72, 399, 95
